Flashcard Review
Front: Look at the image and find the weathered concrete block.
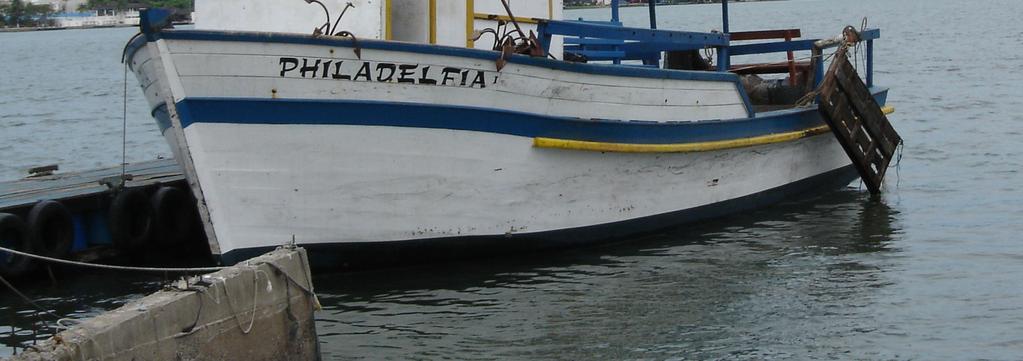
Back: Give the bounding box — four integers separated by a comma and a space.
6, 247, 320, 361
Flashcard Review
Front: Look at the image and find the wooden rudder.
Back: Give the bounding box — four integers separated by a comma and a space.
818, 47, 902, 194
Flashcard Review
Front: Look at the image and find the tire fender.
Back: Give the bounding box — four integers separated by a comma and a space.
151, 186, 196, 246
27, 200, 74, 259
0, 213, 34, 277
109, 188, 155, 250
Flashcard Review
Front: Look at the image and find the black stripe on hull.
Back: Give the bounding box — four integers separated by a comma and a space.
219, 165, 859, 269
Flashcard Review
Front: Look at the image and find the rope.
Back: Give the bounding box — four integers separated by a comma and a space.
895, 139, 905, 189
793, 44, 853, 108
121, 62, 129, 185
0, 245, 225, 273
220, 268, 265, 335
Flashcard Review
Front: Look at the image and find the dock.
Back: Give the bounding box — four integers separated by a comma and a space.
3, 247, 321, 361
0, 159, 184, 213
0, 159, 195, 277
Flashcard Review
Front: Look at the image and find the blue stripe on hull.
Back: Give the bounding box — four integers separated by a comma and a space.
176, 97, 826, 144
218, 164, 860, 268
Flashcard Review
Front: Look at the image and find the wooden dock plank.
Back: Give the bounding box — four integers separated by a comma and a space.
0, 159, 185, 211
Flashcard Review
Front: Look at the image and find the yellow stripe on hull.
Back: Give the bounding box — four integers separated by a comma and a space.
533, 125, 832, 153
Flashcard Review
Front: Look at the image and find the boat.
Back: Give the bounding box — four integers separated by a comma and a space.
124, 0, 896, 267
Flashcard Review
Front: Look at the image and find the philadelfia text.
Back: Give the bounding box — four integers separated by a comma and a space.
278, 57, 491, 89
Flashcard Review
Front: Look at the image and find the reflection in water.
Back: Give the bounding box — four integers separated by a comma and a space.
314, 189, 902, 359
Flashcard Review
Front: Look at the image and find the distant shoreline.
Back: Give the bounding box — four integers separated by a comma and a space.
0, 22, 192, 33
0, 24, 132, 33
565, 3, 704, 10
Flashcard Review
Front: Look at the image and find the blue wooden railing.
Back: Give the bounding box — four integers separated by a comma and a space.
727, 29, 881, 88
536, 20, 730, 68
537, 19, 880, 88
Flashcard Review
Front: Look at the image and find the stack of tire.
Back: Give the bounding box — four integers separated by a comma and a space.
0, 186, 198, 278
0, 200, 74, 277
108, 186, 197, 251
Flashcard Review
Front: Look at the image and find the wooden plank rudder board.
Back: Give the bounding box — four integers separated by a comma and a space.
818, 47, 902, 194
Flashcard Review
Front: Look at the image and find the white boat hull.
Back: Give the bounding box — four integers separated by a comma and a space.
184, 122, 850, 261
126, 31, 872, 266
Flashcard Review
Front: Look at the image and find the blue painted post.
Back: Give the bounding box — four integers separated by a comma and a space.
537, 22, 553, 53
720, 0, 729, 72
718, 47, 730, 72
71, 215, 87, 252
648, 0, 657, 29
813, 47, 824, 89
866, 39, 874, 88
647, 0, 659, 65
721, 0, 729, 33
611, 0, 620, 23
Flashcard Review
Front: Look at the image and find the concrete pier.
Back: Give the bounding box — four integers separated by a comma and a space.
4, 247, 320, 361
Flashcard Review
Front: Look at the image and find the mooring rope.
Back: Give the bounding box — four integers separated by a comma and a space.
120, 62, 129, 184
0, 246, 225, 273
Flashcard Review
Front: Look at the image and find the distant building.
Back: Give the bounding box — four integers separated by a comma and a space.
28, 0, 88, 12
565, 0, 614, 6
48, 2, 143, 28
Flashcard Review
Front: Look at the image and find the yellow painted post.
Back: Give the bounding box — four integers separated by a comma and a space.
466, 0, 475, 47
429, 0, 437, 44
385, 0, 392, 40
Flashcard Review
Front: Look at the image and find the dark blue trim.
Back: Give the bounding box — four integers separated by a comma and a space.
218, 164, 860, 268
153, 30, 740, 84
175, 97, 823, 144
729, 39, 818, 56
124, 34, 149, 70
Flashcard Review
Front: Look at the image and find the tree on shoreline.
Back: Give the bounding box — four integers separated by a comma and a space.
0, 0, 55, 28
80, 0, 193, 12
